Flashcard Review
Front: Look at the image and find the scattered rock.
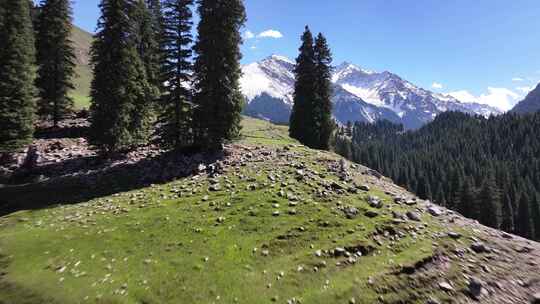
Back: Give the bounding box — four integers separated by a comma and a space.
209, 184, 221, 191
368, 196, 383, 208
406, 211, 421, 222
468, 277, 484, 300
343, 206, 359, 219
427, 206, 443, 216
531, 293, 540, 304
358, 184, 370, 191
365, 210, 379, 218
438, 281, 454, 292
448, 232, 462, 239
471, 242, 490, 254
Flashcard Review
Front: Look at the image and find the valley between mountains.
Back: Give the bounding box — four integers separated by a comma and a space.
0, 118, 539, 304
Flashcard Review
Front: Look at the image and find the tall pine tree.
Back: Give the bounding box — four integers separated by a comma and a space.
193, 0, 246, 151
290, 26, 316, 146
501, 194, 515, 233
531, 193, 540, 240
0, 0, 36, 153
313, 33, 334, 150
132, 0, 161, 96
157, 0, 194, 149
516, 193, 532, 239
90, 0, 154, 153
146, 0, 166, 92
35, 0, 76, 126
477, 175, 501, 228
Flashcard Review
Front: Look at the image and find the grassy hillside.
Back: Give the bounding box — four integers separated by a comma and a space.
70, 25, 93, 109
0, 118, 539, 304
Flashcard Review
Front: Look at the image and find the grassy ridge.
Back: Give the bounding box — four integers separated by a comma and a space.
70, 25, 93, 110
0, 118, 462, 304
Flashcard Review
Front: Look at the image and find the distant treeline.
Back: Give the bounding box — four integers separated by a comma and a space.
333, 111, 540, 240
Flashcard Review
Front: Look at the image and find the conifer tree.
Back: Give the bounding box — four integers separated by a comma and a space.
0, 0, 36, 153
458, 178, 476, 218
501, 194, 515, 233
516, 193, 532, 239
478, 176, 501, 228
313, 33, 334, 150
146, 0, 167, 92
531, 194, 540, 240
132, 0, 161, 96
35, 0, 77, 126
290, 26, 316, 146
192, 0, 246, 151
156, 0, 194, 149
90, 0, 154, 153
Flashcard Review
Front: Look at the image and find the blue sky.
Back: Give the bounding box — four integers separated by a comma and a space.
59, 0, 540, 110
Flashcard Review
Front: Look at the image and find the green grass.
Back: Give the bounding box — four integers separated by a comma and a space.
71, 26, 93, 110
0, 118, 457, 304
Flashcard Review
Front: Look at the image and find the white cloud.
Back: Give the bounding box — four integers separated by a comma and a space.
257, 30, 283, 39
447, 87, 522, 111
431, 82, 443, 89
249, 45, 257, 50
512, 77, 525, 82
244, 30, 255, 40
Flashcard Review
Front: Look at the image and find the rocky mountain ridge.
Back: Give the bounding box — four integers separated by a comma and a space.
241, 55, 501, 129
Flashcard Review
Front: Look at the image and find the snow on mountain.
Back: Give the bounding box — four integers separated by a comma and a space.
240, 55, 501, 128
240, 55, 295, 104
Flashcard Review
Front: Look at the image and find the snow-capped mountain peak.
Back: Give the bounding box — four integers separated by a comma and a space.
240, 55, 501, 128
240, 55, 295, 104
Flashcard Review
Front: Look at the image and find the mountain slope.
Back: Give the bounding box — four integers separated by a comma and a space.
0, 117, 539, 304
241, 56, 501, 129
512, 83, 540, 114
70, 25, 93, 109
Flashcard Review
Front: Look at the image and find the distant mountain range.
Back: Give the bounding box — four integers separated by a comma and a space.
511, 83, 540, 114
240, 55, 501, 129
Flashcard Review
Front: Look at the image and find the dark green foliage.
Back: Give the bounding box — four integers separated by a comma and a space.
516, 193, 532, 239
458, 178, 476, 219
478, 174, 501, 229
0, 0, 36, 153
146, 0, 167, 91
35, 0, 76, 126
501, 194, 515, 232
89, 0, 154, 153
313, 33, 334, 150
132, 0, 162, 95
290, 26, 317, 146
192, 0, 246, 151
156, 0, 194, 149
332, 111, 540, 240
531, 194, 540, 239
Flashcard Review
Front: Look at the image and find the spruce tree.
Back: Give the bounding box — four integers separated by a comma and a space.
313, 33, 334, 150
35, 0, 77, 126
192, 0, 246, 151
132, 0, 161, 95
90, 0, 154, 153
516, 193, 532, 239
0, 0, 36, 153
501, 194, 515, 233
478, 176, 501, 228
290, 26, 317, 146
531, 194, 540, 240
156, 0, 194, 149
458, 178, 476, 219
146, 0, 167, 93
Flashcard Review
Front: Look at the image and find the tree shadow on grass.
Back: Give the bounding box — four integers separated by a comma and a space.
0, 149, 227, 216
